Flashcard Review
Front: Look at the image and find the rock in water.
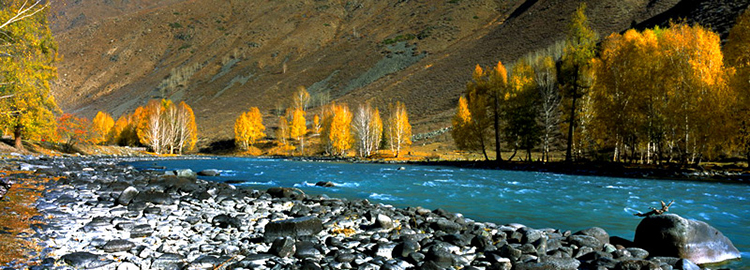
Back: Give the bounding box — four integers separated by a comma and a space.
634, 213, 740, 265
173, 169, 197, 179
315, 181, 335, 187
197, 169, 221, 176
264, 216, 323, 242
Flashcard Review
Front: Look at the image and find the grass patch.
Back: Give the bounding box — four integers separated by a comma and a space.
168, 22, 182, 29
382, 34, 416, 45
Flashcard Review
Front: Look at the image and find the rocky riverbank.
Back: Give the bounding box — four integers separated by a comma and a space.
1, 156, 731, 269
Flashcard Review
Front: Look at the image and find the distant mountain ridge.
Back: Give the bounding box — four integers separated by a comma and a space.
48, 0, 749, 146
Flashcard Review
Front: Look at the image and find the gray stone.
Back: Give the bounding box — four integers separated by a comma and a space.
575, 227, 610, 244
626, 247, 649, 259
675, 258, 700, 270
568, 234, 603, 249
174, 169, 197, 179
130, 224, 154, 238
634, 213, 741, 264
294, 241, 322, 259
266, 187, 305, 200
264, 216, 323, 242
116, 186, 139, 206
514, 256, 580, 270
376, 214, 394, 230
614, 259, 661, 270
197, 169, 221, 176
151, 253, 186, 270
431, 218, 462, 234
315, 181, 335, 187
270, 237, 296, 258
102, 239, 135, 253
132, 191, 173, 205
212, 214, 242, 229
59, 252, 114, 269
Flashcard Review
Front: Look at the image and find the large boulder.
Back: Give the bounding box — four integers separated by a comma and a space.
634, 213, 740, 265
263, 216, 323, 242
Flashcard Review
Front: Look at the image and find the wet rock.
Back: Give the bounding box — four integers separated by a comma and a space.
173, 169, 197, 179
59, 252, 114, 269
132, 190, 173, 205
575, 227, 610, 244
315, 181, 335, 187
130, 224, 154, 238
634, 213, 741, 264
151, 253, 186, 270
675, 258, 700, 270
514, 256, 581, 270
614, 259, 661, 270
264, 216, 323, 242
267, 187, 306, 200
626, 247, 649, 259
102, 239, 135, 252
116, 186, 139, 206
568, 234, 603, 249
212, 214, 242, 229
197, 169, 221, 176
432, 218, 462, 234
270, 237, 296, 258
295, 241, 322, 259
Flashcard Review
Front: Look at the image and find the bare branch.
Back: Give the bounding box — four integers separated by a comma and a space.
634, 200, 675, 217
0, 0, 49, 30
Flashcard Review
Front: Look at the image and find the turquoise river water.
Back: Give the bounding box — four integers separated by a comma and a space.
128, 157, 750, 268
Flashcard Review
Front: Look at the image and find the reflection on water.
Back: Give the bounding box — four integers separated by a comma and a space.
129, 157, 750, 269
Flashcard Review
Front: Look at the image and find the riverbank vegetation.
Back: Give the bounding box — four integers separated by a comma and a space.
453, 4, 750, 167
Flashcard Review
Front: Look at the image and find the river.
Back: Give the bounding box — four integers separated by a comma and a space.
128, 157, 749, 268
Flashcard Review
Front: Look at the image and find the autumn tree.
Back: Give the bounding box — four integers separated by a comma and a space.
452, 96, 474, 153
135, 99, 198, 154
532, 55, 561, 162
92, 111, 115, 145
137, 100, 166, 153
725, 8, 750, 165
560, 3, 598, 162
456, 65, 495, 160
312, 114, 321, 135
234, 107, 265, 150
276, 115, 290, 146
175, 101, 197, 154
290, 108, 307, 155
321, 102, 352, 156
0, 1, 59, 149
293, 86, 311, 111
659, 23, 731, 163
386, 101, 412, 158
353, 102, 383, 158
56, 114, 92, 152
113, 107, 144, 147
504, 59, 541, 161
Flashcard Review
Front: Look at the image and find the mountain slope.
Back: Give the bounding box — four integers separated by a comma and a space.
48, 0, 749, 147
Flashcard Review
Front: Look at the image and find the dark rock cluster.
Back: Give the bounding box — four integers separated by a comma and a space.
1, 156, 737, 269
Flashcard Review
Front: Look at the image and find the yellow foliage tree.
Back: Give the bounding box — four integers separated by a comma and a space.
290, 108, 307, 155
725, 8, 750, 164
92, 111, 115, 145
353, 102, 383, 158
276, 115, 290, 146
386, 101, 412, 158
0, 1, 59, 149
234, 107, 266, 150
175, 101, 197, 154
451, 96, 473, 152
321, 102, 352, 156
313, 114, 321, 135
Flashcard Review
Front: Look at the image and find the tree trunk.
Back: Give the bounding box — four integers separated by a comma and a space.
493, 93, 503, 162
565, 66, 580, 163
13, 126, 23, 150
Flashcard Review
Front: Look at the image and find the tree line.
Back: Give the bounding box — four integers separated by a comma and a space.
234, 87, 413, 158
453, 3, 750, 166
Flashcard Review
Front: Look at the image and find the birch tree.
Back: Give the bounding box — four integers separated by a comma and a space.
353, 102, 383, 158
290, 108, 307, 155
386, 101, 412, 158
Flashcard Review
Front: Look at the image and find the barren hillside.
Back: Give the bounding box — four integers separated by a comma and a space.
48, 0, 749, 147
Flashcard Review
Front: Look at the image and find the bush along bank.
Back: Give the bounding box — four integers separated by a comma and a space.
2, 157, 740, 269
